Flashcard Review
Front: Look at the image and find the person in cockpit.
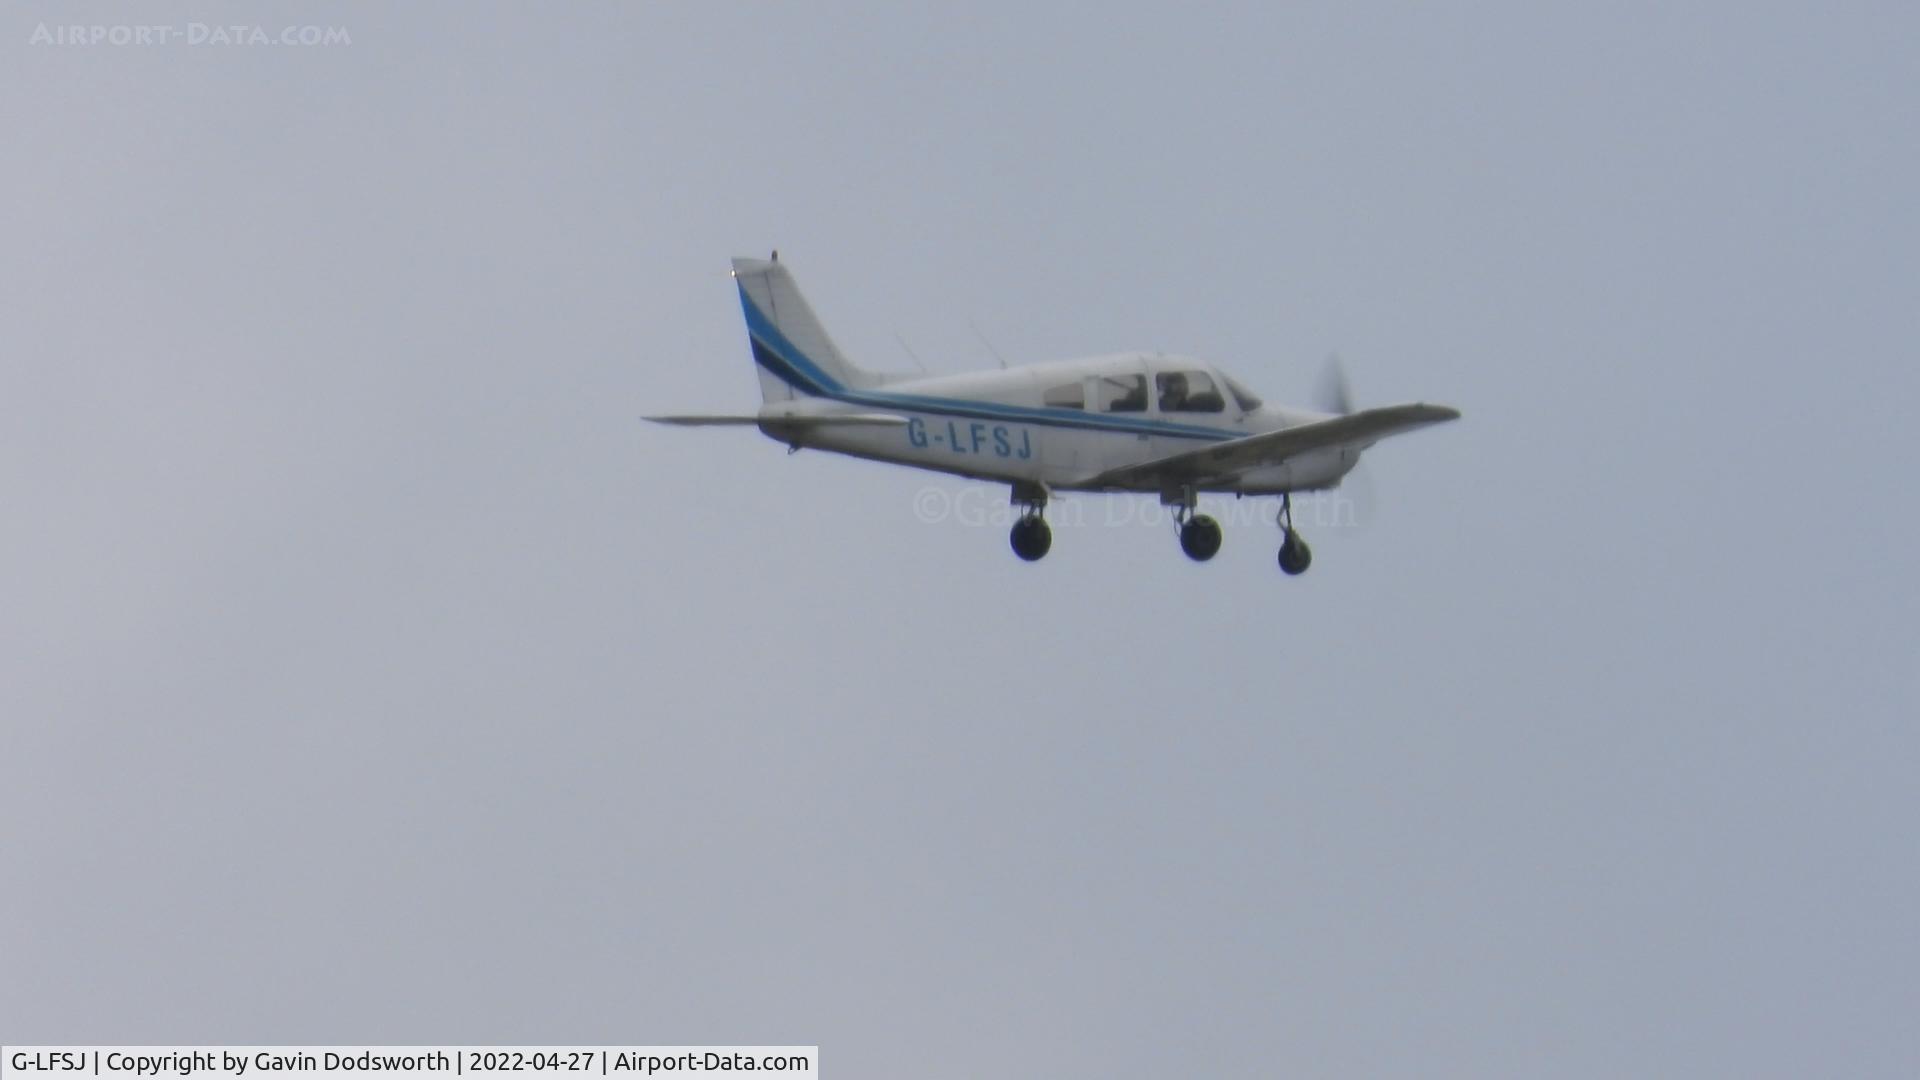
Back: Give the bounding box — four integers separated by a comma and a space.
1157, 371, 1189, 412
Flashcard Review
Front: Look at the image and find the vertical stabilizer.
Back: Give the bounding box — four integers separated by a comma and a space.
732, 256, 883, 401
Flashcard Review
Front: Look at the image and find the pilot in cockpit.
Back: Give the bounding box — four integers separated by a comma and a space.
1157, 371, 1189, 412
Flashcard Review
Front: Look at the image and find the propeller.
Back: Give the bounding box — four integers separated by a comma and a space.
1310, 352, 1375, 530
1314, 351, 1354, 416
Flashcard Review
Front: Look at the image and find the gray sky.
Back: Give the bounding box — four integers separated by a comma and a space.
4, 3, 1916, 1076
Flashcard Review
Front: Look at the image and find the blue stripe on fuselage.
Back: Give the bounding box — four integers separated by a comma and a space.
740, 289, 1235, 443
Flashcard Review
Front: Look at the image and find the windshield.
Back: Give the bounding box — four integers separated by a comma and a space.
1221, 374, 1263, 412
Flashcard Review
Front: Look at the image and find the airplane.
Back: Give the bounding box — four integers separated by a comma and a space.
648, 254, 1460, 571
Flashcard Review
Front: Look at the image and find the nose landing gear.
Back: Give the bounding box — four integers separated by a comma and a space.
1276, 493, 1312, 575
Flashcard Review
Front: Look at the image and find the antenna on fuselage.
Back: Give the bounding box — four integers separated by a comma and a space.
968, 316, 1008, 370
893, 331, 928, 374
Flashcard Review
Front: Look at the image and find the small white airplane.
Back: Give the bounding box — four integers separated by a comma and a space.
649, 254, 1460, 571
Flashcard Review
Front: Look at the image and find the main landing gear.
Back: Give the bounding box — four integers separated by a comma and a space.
1002, 484, 1311, 573
1166, 488, 1221, 563
1277, 493, 1312, 575
1009, 483, 1052, 562
1179, 515, 1222, 561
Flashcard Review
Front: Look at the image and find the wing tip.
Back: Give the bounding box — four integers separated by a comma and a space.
1397, 403, 1462, 423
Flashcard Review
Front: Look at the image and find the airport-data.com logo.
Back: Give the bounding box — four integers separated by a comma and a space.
29, 23, 352, 48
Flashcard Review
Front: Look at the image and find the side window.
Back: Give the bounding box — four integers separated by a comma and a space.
1042, 381, 1086, 410
1097, 374, 1148, 413
1158, 370, 1224, 413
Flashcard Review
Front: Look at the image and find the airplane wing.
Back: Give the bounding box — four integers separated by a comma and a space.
1079, 403, 1460, 489
644, 413, 910, 428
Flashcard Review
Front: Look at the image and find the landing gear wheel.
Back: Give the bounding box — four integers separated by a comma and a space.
1179, 514, 1222, 562
1010, 516, 1053, 562
1278, 530, 1312, 575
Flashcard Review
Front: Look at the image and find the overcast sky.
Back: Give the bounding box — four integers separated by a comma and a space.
4, 3, 1917, 1076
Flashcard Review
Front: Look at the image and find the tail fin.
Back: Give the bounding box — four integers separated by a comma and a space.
732, 256, 884, 402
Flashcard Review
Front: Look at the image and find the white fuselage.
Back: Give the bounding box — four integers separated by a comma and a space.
757, 351, 1356, 495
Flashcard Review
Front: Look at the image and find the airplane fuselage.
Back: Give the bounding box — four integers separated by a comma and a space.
758, 351, 1356, 496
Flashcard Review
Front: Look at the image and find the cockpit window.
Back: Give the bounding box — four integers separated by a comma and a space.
1097, 373, 1148, 413
1042, 381, 1085, 410
1157, 370, 1225, 413
1221, 375, 1262, 412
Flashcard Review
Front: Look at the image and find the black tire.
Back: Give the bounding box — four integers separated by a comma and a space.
1179, 515, 1222, 562
1010, 517, 1053, 561
1278, 531, 1312, 575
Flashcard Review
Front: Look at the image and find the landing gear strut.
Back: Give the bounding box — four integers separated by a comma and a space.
1009, 482, 1052, 562
1277, 493, 1312, 575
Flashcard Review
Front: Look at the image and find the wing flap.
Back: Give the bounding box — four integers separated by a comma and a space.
1081, 403, 1460, 488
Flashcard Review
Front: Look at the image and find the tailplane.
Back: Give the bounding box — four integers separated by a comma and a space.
732, 255, 885, 402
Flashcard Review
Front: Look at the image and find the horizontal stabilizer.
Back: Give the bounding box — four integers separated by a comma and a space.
644, 413, 909, 428
644, 415, 761, 426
